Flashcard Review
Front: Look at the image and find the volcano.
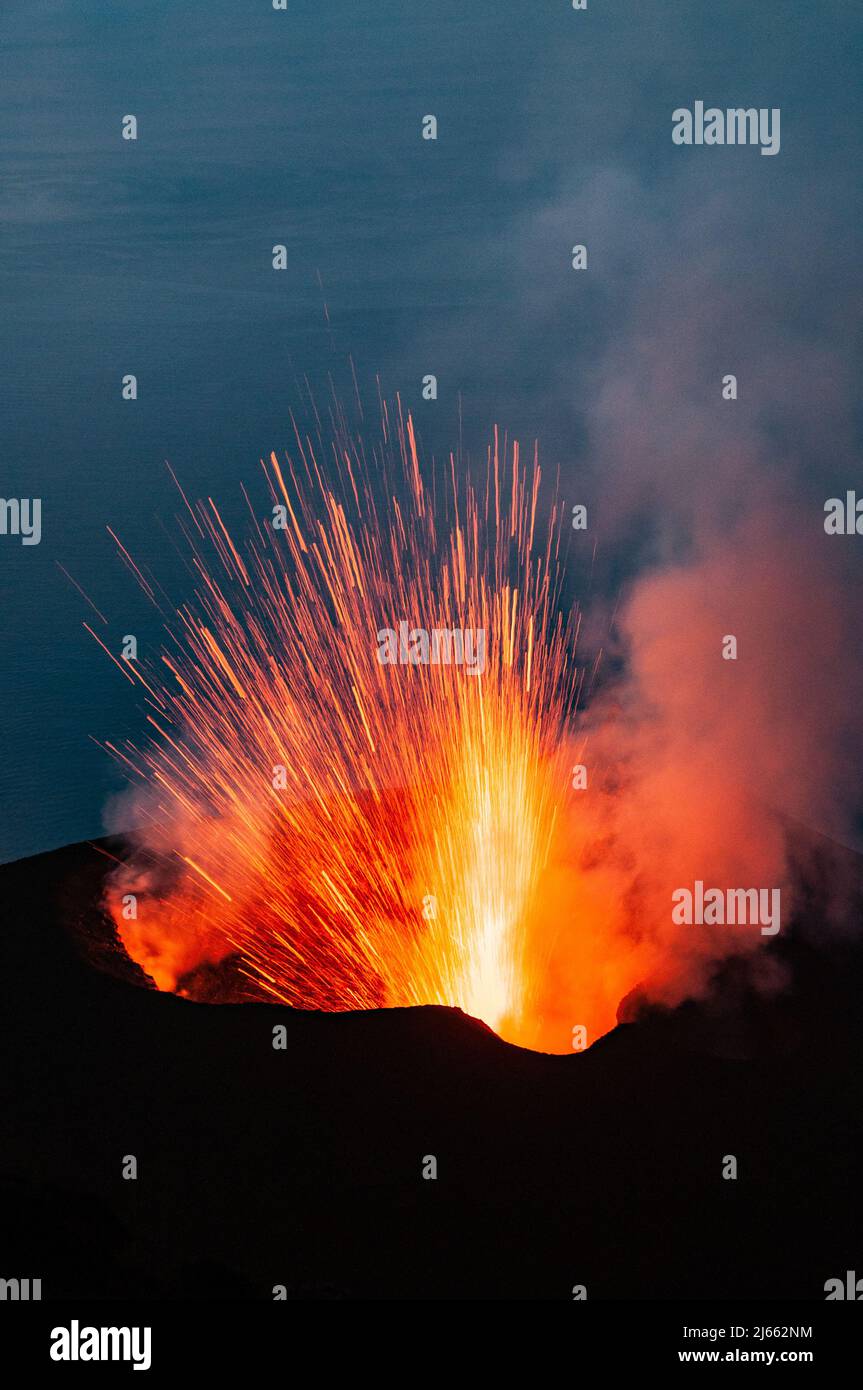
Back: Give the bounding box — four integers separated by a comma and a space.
0, 827, 861, 1300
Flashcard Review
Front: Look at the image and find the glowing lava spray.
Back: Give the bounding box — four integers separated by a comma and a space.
102, 398, 587, 1048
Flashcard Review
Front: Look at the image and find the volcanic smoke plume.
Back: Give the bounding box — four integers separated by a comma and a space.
100, 399, 861, 1054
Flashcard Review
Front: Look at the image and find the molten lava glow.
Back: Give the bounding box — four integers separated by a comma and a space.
103, 400, 605, 1051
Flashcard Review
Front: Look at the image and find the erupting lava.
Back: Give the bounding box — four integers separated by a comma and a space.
101, 398, 599, 1051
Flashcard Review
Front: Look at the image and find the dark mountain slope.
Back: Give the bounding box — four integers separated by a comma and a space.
0, 835, 861, 1300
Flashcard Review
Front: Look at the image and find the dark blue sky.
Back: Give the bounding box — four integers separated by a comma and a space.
1, 0, 861, 860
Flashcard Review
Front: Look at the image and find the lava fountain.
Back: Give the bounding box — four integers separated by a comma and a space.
101, 398, 597, 1050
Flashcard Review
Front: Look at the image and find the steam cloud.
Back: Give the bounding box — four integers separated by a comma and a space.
526, 159, 863, 1039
